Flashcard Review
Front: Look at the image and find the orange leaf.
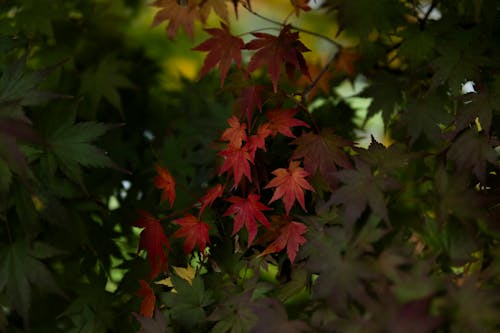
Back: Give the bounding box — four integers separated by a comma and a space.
246, 25, 311, 92
132, 211, 170, 279
193, 22, 244, 87
154, 164, 176, 207
290, 0, 311, 16
247, 123, 272, 158
333, 47, 360, 77
151, 0, 205, 39
259, 219, 307, 263
265, 160, 315, 215
224, 193, 272, 245
198, 183, 224, 217
220, 116, 247, 148
266, 108, 309, 138
200, 0, 229, 22
137, 280, 156, 318
218, 144, 253, 187
173, 214, 210, 254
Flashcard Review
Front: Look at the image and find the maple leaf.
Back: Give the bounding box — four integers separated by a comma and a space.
447, 129, 498, 183
265, 160, 315, 215
153, 164, 176, 207
333, 47, 360, 77
237, 84, 264, 125
137, 280, 156, 318
200, 0, 229, 22
290, 0, 311, 16
223, 193, 272, 245
132, 211, 170, 279
330, 158, 399, 224
218, 144, 253, 187
220, 115, 247, 148
151, 0, 205, 39
291, 129, 353, 188
193, 22, 244, 87
173, 214, 210, 254
246, 25, 311, 92
198, 183, 224, 217
266, 108, 309, 138
134, 308, 168, 333
247, 123, 272, 158
259, 218, 307, 263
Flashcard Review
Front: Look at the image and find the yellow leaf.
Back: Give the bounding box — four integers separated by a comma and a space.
155, 277, 173, 288
172, 265, 196, 285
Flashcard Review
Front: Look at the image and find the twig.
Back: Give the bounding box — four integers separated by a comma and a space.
301, 52, 338, 102
243, 5, 342, 49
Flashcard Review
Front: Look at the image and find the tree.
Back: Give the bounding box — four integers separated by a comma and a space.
0, 0, 499, 332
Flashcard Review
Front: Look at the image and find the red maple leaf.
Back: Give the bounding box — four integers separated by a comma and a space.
237, 85, 264, 125
291, 129, 353, 188
151, 0, 206, 39
259, 218, 307, 263
173, 214, 210, 254
224, 193, 272, 245
153, 164, 176, 207
265, 160, 315, 215
266, 108, 309, 138
198, 183, 224, 217
218, 144, 253, 187
193, 22, 244, 87
132, 211, 170, 279
247, 123, 272, 158
137, 280, 156, 318
220, 115, 247, 148
246, 25, 311, 92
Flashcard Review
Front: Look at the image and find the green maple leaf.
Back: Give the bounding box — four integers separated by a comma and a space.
80, 55, 133, 115
160, 275, 213, 329
330, 0, 405, 40
0, 241, 64, 325
399, 27, 437, 66
430, 32, 489, 95
455, 90, 500, 134
0, 54, 64, 179
8, 0, 64, 38
0, 55, 62, 118
62, 281, 116, 333
403, 95, 452, 145
41, 109, 115, 185
361, 73, 404, 125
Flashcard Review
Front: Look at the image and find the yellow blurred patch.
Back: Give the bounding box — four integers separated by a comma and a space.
155, 265, 196, 293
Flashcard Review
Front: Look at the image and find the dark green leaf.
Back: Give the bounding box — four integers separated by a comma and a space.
0, 241, 63, 324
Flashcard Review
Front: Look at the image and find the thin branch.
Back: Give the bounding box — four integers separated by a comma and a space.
243, 5, 342, 49
419, 0, 439, 30
301, 52, 338, 102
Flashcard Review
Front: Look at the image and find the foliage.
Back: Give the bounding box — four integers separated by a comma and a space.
0, 0, 499, 332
